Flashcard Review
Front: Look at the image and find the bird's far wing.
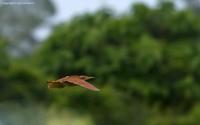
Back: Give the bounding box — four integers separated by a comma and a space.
66, 77, 100, 91
56, 76, 69, 82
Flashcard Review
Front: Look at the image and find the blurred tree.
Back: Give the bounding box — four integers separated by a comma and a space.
0, 38, 10, 100
0, 36, 47, 103
1, 1, 200, 125
33, 2, 200, 124
0, 37, 9, 71
0, 0, 55, 56
185, 0, 200, 14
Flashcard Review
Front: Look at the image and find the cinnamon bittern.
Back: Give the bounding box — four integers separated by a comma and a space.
47, 75, 100, 91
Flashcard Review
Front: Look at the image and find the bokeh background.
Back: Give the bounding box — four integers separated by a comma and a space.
0, 0, 200, 125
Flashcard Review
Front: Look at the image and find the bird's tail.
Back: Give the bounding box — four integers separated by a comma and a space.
47, 81, 64, 88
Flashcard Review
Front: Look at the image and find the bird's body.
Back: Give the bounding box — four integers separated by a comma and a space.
47, 75, 100, 91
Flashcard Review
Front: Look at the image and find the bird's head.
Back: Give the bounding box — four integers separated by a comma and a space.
80, 75, 94, 80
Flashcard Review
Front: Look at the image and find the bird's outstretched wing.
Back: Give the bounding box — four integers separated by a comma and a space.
65, 76, 100, 91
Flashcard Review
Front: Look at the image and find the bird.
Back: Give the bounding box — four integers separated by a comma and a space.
47, 75, 100, 91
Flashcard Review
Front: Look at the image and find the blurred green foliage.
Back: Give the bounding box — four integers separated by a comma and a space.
1, 2, 200, 125
0, 0, 55, 55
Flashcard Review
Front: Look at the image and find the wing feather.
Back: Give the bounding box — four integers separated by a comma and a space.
66, 77, 100, 91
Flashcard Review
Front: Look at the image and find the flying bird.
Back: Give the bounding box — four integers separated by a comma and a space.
47, 75, 100, 91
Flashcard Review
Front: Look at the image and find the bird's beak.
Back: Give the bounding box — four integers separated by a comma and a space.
87, 76, 95, 80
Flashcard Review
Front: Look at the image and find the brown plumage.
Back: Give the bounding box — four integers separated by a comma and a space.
47, 75, 100, 91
